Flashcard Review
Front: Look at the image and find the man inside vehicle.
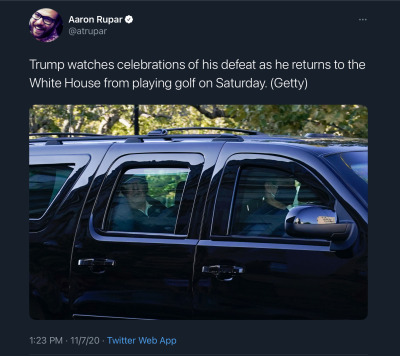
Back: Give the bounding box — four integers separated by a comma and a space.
239, 177, 296, 237
108, 177, 166, 232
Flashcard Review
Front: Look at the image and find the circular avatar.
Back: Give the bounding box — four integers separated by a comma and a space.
29, 8, 63, 43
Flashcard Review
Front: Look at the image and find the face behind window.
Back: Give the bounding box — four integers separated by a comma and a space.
230, 166, 332, 238
106, 168, 190, 234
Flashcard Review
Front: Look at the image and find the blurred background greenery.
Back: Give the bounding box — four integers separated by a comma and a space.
29, 104, 367, 137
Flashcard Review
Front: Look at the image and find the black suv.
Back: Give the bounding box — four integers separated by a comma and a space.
29, 128, 368, 320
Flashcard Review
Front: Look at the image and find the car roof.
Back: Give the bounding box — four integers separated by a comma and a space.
29, 129, 367, 156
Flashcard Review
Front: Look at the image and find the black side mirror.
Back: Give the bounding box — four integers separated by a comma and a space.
285, 205, 353, 241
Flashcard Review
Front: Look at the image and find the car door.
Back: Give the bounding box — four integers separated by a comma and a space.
193, 146, 367, 319
29, 144, 112, 319
69, 142, 223, 319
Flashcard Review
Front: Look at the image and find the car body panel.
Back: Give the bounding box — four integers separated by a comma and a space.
29, 135, 368, 319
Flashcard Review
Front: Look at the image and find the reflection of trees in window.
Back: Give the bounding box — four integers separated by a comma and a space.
145, 172, 188, 207
106, 168, 189, 234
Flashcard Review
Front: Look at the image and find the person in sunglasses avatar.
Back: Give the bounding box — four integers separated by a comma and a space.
29, 8, 63, 42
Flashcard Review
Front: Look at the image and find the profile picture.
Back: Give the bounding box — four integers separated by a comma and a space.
29, 8, 63, 43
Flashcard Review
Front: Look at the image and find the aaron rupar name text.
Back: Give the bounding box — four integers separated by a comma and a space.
69, 16, 124, 25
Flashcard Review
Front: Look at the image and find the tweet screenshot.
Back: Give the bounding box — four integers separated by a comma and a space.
1, 0, 398, 355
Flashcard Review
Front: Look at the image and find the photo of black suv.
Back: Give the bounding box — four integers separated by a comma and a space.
29, 128, 368, 320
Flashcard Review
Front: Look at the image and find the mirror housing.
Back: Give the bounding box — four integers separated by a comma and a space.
285, 205, 353, 241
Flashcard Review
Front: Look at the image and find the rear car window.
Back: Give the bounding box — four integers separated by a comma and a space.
105, 167, 190, 234
29, 164, 75, 219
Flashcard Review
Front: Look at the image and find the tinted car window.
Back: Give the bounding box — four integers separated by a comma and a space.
341, 152, 368, 183
106, 168, 189, 234
29, 164, 74, 219
230, 166, 332, 237
324, 151, 368, 203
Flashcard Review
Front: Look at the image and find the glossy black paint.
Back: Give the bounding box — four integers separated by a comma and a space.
29, 144, 113, 319
69, 142, 224, 319
196, 143, 367, 319
29, 137, 367, 319
193, 240, 367, 319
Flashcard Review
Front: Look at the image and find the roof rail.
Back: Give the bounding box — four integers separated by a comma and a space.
212, 134, 244, 142
29, 128, 263, 144
126, 133, 244, 143
148, 129, 168, 136
29, 132, 105, 137
124, 136, 174, 143
45, 139, 63, 145
304, 133, 336, 138
148, 127, 263, 136
29, 133, 245, 144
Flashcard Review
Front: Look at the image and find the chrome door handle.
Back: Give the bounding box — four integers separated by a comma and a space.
202, 265, 244, 281
78, 258, 116, 267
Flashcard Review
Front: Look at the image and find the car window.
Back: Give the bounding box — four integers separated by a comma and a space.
324, 151, 368, 204
29, 164, 75, 219
105, 167, 190, 234
230, 166, 332, 237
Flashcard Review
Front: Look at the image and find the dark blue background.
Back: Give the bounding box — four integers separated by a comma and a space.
1, 1, 397, 356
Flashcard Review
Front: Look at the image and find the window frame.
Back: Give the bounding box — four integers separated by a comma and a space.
91, 153, 204, 240
210, 154, 336, 246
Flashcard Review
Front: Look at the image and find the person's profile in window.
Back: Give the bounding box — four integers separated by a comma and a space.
29, 8, 63, 43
